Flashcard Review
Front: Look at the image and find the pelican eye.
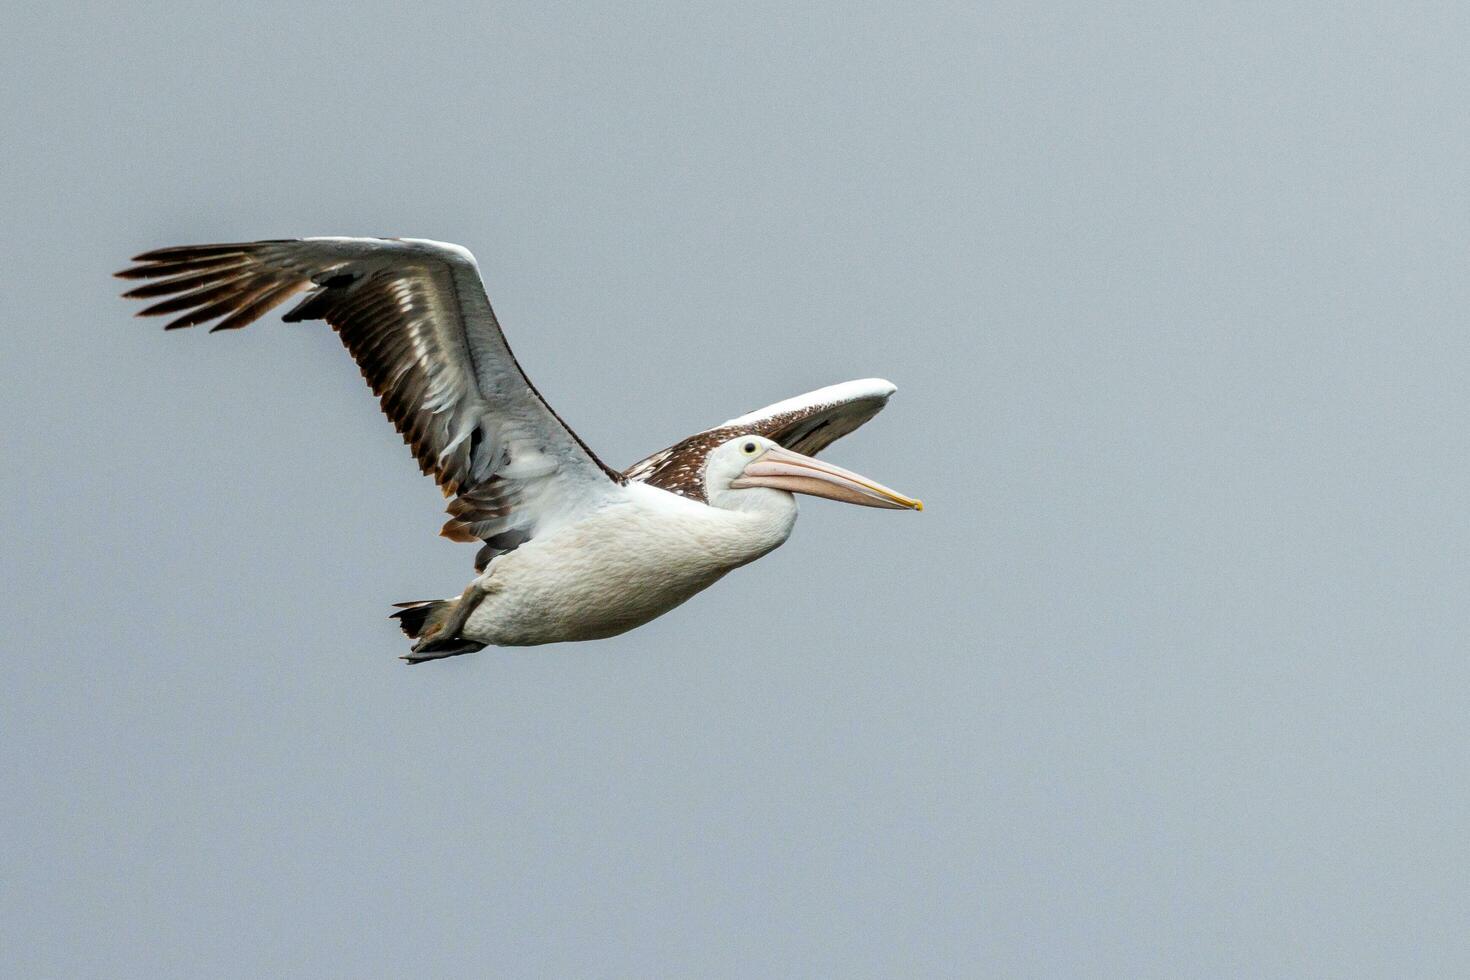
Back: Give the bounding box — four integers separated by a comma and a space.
742, 441, 759, 455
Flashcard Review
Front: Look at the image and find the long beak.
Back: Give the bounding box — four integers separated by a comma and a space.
731, 444, 923, 511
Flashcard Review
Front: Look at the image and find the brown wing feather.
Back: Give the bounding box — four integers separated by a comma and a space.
118, 238, 622, 564
625, 380, 896, 503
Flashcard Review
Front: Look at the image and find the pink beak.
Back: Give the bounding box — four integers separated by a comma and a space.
730, 444, 923, 511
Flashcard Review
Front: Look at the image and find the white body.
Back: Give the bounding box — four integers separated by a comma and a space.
117, 238, 914, 656
462, 482, 797, 646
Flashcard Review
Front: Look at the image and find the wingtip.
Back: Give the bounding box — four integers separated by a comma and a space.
128, 244, 234, 262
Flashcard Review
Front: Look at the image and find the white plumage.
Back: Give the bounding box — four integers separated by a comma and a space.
462, 480, 797, 646
118, 237, 921, 662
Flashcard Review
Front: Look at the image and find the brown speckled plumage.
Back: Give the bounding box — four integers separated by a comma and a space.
623, 427, 750, 502
624, 393, 891, 503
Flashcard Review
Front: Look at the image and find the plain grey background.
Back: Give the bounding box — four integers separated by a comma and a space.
3, 1, 1467, 976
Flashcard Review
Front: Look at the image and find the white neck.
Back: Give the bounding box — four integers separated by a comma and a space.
708, 482, 796, 519
624, 481, 798, 573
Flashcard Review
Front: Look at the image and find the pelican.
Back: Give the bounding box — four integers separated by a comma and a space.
117, 238, 922, 662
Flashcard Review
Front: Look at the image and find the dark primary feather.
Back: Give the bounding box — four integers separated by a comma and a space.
118, 238, 622, 564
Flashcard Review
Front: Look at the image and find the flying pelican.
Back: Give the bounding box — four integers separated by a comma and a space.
117, 238, 922, 662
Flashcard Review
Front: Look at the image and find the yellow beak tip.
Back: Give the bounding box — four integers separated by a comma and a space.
915, 500, 924, 512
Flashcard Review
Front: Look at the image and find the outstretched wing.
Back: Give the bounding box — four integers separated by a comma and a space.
624, 378, 896, 501
118, 237, 624, 568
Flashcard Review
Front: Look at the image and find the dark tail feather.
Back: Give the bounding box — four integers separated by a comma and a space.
390, 600, 485, 664
390, 600, 446, 638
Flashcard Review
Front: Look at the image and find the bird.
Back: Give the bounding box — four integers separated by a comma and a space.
117, 238, 922, 662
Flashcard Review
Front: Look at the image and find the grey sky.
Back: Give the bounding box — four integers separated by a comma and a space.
4, 1, 1468, 976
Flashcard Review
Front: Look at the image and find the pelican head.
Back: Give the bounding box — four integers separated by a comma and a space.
704, 435, 923, 512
